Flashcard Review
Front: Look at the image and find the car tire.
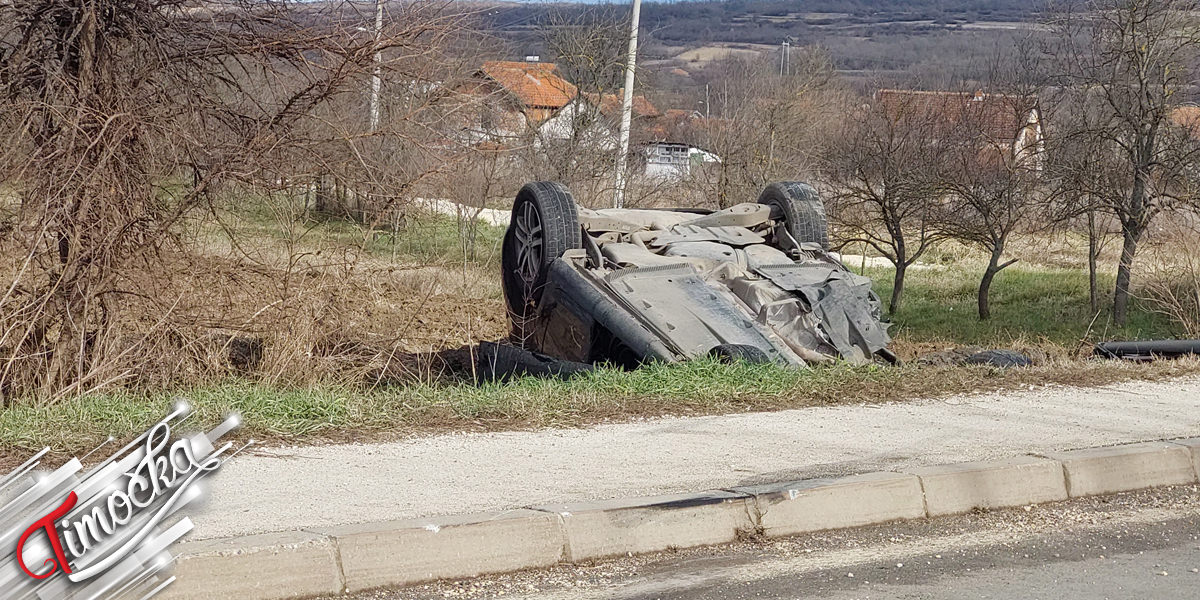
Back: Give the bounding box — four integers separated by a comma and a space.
757, 182, 830, 250
502, 182, 582, 321
708, 343, 772, 364
964, 349, 1033, 368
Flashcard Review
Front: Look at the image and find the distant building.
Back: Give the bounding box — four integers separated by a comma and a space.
643, 109, 721, 179
644, 142, 721, 179
458, 61, 578, 142
455, 59, 720, 179
875, 89, 1044, 170
537, 90, 660, 151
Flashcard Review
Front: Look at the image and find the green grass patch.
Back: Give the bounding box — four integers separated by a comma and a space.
4, 357, 1196, 461
375, 215, 505, 267
217, 199, 506, 267
864, 263, 1175, 347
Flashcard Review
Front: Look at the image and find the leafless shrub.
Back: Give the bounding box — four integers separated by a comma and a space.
823, 86, 945, 314
434, 146, 514, 261
0, 0, 467, 401
1140, 219, 1200, 335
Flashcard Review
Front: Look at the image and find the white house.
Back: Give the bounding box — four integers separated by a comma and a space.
644, 142, 721, 179
642, 109, 721, 179
535, 91, 661, 151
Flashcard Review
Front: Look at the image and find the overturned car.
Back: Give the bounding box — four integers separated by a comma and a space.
490, 181, 895, 374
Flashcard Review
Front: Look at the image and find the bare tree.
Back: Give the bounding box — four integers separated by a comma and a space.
936, 90, 1045, 320
545, 8, 629, 96
514, 8, 630, 202
693, 50, 842, 208
824, 90, 944, 314
1042, 109, 1121, 313
0, 0, 462, 399
1044, 0, 1200, 325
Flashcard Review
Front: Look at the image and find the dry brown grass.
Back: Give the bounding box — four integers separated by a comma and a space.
0, 197, 513, 400
674, 45, 768, 64
1139, 218, 1200, 337
132, 251, 507, 387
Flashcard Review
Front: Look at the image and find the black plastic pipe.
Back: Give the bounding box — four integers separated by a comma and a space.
1094, 339, 1200, 360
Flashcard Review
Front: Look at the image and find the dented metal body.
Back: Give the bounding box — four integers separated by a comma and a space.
508, 192, 894, 369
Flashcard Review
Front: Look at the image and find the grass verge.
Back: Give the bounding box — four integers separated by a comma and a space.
3, 356, 1197, 467
864, 263, 1176, 349
224, 202, 507, 267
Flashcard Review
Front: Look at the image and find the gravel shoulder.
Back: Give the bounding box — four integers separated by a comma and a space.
189, 375, 1200, 541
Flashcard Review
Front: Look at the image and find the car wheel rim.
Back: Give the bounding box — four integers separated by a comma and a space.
514, 200, 543, 287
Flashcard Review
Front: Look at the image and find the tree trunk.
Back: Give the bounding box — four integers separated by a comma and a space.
1116, 144, 1151, 326
1087, 209, 1099, 313
978, 246, 1005, 320
315, 175, 330, 213
890, 262, 906, 315
886, 215, 907, 314
717, 161, 730, 209
1113, 227, 1140, 326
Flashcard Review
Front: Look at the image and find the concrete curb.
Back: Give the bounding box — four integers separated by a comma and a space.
733, 472, 926, 536
312, 510, 567, 593
535, 490, 755, 562
164, 438, 1200, 599
1039, 440, 1197, 497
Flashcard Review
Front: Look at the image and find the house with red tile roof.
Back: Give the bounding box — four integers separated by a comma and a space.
455, 59, 715, 177
584, 91, 662, 120
875, 89, 1044, 170
459, 61, 578, 138
480, 61, 576, 120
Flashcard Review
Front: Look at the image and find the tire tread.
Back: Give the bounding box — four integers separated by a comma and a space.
758, 181, 829, 250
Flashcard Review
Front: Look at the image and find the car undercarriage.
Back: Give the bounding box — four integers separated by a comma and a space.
486, 181, 896, 376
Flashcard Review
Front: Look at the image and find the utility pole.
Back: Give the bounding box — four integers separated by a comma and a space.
780, 40, 790, 76
369, 0, 384, 132
612, 0, 642, 209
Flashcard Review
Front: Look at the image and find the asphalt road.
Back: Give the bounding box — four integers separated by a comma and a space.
333, 485, 1200, 600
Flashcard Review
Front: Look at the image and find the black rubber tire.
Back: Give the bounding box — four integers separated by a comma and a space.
757, 182, 830, 250
477, 341, 595, 381
708, 343, 772, 364
501, 182, 581, 320
964, 349, 1033, 368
